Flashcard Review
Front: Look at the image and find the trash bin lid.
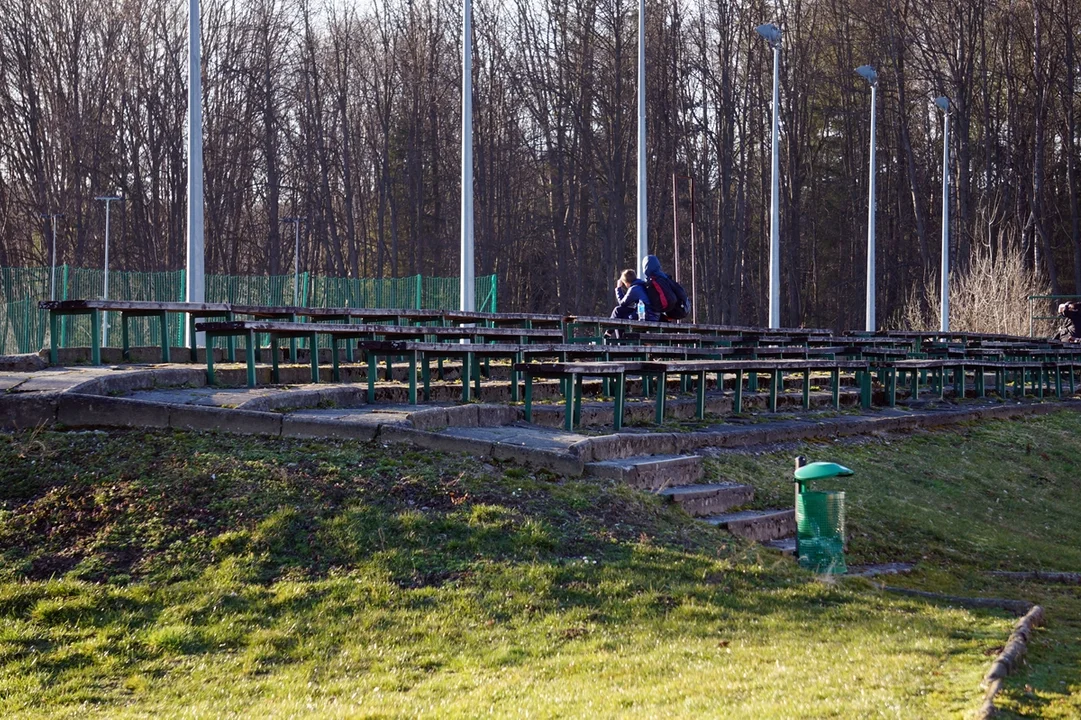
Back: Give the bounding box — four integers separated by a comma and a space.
794, 461, 854, 481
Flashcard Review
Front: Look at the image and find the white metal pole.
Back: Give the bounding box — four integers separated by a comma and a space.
940, 109, 950, 333
636, 0, 648, 270
459, 0, 475, 312
96, 196, 120, 345
866, 83, 877, 332
103, 201, 111, 344
186, 0, 205, 345
50, 215, 57, 302
768, 43, 781, 329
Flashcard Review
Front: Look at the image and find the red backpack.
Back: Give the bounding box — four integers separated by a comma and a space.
646, 275, 689, 320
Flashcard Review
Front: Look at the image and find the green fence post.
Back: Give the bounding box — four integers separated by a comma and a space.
415, 273, 422, 309
490, 275, 497, 313
60, 264, 69, 348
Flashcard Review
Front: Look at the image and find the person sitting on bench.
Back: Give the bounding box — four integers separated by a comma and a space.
610, 269, 658, 322
1056, 302, 1081, 342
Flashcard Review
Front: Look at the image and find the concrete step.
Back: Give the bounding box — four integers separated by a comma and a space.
585, 454, 703, 490
704, 508, 795, 542
658, 482, 755, 517
763, 536, 797, 556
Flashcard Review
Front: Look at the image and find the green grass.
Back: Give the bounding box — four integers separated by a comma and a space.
0, 413, 1079, 717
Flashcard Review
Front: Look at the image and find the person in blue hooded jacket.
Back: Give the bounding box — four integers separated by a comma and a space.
641, 254, 689, 321
610, 269, 658, 321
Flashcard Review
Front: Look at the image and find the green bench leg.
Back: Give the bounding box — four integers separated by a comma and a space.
614, 373, 625, 431
90, 309, 101, 365
385, 355, 393, 382
367, 353, 377, 403
735, 369, 744, 414
564, 373, 576, 431
157, 311, 170, 362
655, 372, 667, 424
290, 313, 298, 364
189, 315, 198, 363
802, 369, 810, 410
831, 368, 840, 410
955, 365, 964, 399
206, 334, 217, 385
462, 353, 473, 402
887, 368, 896, 407
245, 330, 257, 388
1038, 367, 1044, 399
911, 368, 919, 401
331, 339, 340, 383
474, 356, 482, 398
696, 370, 706, 420
122, 315, 131, 362
511, 353, 522, 402
860, 370, 872, 409
407, 350, 418, 405
524, 374, 533, 422
422, 358, 432, 401
938, 369, 946, 400
749, 371, 759, 393
1055, 365, 1063, 398
309, 333, 319, 383
1071, 366, 1076, 395
271, 337, 280, 384
49, 311, 59, 364
768, 370, 779, 412
226, 312, 236, 363
573, 375, 583, 426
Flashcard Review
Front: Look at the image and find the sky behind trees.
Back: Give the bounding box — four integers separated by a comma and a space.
0, 0, 1077, 329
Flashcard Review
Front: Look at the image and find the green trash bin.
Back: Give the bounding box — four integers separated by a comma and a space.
793, 459, 853, 574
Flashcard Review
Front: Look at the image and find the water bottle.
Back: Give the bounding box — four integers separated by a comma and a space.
636, 300, 646, 321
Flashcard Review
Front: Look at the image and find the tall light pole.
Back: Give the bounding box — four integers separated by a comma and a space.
856, 65, 878, 333
281, 216, 306, 307
935, 96, 951, 333
636, 0, 648, 269
187, 0, 205, 344
459, 0, 475, 312
672, 174, 697, 322
42, 213, 63, 302
756, 22, 782, 328
95, 195, 122, 345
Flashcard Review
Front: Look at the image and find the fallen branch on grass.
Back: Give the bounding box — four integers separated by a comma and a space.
976, 605, 1045, 720
985, 570, 1081, 585
879, 586, 1034, 615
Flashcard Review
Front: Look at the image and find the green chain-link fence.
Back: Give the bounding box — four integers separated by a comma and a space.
0, 266, 497, 355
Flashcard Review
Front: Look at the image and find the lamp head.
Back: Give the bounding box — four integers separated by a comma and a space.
855, 65, 878, 86
934, 96, 950, 113
755, 23, 782, 47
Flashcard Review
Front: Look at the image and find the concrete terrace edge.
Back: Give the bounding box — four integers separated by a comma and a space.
567, 401, 1081, 463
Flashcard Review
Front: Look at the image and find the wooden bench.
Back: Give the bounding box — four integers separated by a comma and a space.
514, 361, 645, 431
642, 359, 871, 418
39, 299, 233, 365
194, 320, 562, 388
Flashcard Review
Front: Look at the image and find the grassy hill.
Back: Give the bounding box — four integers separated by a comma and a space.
1, 412, 1079, 718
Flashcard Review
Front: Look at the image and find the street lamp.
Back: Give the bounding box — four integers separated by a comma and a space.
756, 22, 782, 328
41, 212, 64, 302
672, 174, 697, 323
95, 195, 122, 345
186, 0, 205, 347
459, 0, 475, 312
855, 65, 878, 333
935, 95, 951, 332
280, 216, 306, 307
636, 0, 648, 270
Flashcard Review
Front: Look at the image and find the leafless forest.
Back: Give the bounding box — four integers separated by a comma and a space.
0, 0, 1078, 327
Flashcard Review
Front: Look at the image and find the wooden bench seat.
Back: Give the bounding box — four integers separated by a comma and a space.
40, 299, 233, 365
